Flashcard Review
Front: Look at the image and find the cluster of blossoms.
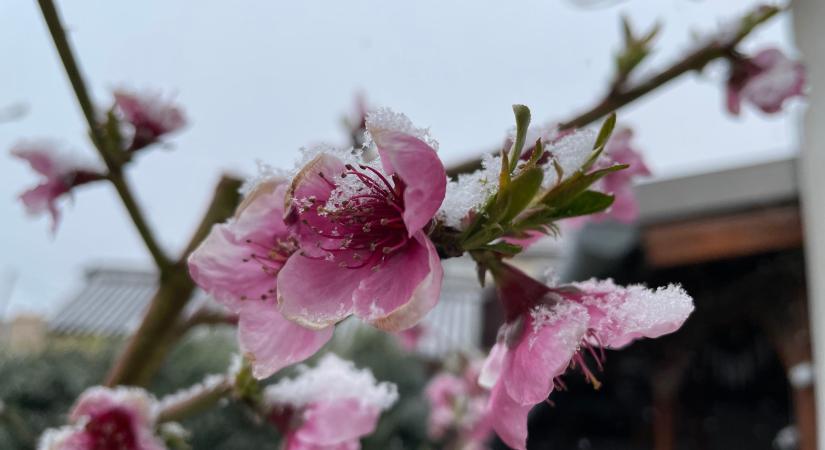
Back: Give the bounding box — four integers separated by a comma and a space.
478, 263, 693, 449
38, 387, 165, 450
425, 360, 492, 449
264, 354, 398, 450
10, 89, 185, 231
189, 105, 696, 447
189, 108, 447, 378
725, 47, 806, 115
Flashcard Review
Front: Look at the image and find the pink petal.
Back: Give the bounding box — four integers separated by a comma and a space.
285, 153, 347, 257
188, 179, 290, 310
353, 232, 442, 331
487, 383, 532, 450
70, 387, 156, 426
277, 253, 362, 329
478, 342, 507, 389
11, 146, 60, 177
294, 398, 380, 446
188, 225, 277, 311
503, 302, 589, 405
238, 299, 333, 379
571, 279, 694, 348
371, 130, 446, 236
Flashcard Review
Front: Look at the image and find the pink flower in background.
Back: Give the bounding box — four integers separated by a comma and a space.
188, 179, 333, 379
37, 386, 164, 450
114, 89, 186, 151
425, 361, 492, 449
264, 354, 398, 450
479, 263, 693, 449
394, 324, 425, 351
11, 142, 105, 231
278, 109, 446, 333
577, 127, 651, 225
726, 48, 806, 115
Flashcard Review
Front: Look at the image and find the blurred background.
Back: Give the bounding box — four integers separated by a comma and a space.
0, 1, 818, 449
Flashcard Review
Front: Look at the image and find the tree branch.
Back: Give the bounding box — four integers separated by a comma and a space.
446, 4, 780, 177
36, 0, 171, 272
105, 175, 242, 387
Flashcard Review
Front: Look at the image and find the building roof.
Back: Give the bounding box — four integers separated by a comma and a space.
636, 157, 798, 223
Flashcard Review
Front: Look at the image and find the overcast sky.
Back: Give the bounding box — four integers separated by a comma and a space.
0, 1, 800, 317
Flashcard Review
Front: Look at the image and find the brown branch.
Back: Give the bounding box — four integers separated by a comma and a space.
105, 175, 242, 387
36, 0, 172, 272
446, 4, 780, 177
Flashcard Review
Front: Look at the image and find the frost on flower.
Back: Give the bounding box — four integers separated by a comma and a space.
726, 48, 806, 115
37, 386, 165, 450
10, 141, 105, 231
478, 263, 693, 450
264, 354, 397, 450
278, 108, 446, 333
438, 126, 597, 229
113, 89, 186, 151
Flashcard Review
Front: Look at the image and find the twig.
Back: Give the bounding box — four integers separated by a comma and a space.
157, 375, 233, 423
105, 176, 242, 387
446, 4, 780, 177
36, 0, 171, 272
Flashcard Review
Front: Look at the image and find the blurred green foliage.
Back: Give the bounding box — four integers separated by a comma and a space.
0, 327, 433, 450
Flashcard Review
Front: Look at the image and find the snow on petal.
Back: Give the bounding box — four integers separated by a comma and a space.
571, 278, 694, 349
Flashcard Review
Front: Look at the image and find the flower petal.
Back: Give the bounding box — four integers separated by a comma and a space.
354, 232, 442, 331
504, 302, 589, 405
277, 253, 362, 329
478, 342, 507, 389
487, 383, 532, 450
572, 279, 694, 348
371, 130, 446, 235
238, 299, 333, 379
294, 398, 380, 446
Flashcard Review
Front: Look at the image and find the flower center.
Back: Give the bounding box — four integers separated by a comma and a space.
302, 164, 408, 271
84, 407, 138, 450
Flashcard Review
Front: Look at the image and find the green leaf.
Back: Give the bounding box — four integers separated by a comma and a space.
480, 241, 523, 257
501, 167, 543, 223
541, 163, 627, 209
508, 104, 531, 172
592, 113, 616, 152
551, 190, 615, 219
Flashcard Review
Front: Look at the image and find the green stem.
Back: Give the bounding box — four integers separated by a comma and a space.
36, 0, 171, 272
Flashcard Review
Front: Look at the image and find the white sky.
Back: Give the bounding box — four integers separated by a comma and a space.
0, 1, 801, 317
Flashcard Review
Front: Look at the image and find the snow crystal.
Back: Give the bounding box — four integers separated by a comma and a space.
528, 302, 589, 349
438, 152, 502, 229
365, 107, 439, 151
541, 128, 597, 188
574, 278, 694, 348
264, 353, 398, 411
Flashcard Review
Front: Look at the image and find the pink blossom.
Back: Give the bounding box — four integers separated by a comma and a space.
188, 178, 333, 379
479, 263, 693, 449
11, 142, 104, 231
277, 109, 446, 333
726, 48, 806, 115
425, 361, 492, 449
393, 324, 425, 351
37, 386, 165, 450
113, 89, 186, 151
264, 354, 398, 450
